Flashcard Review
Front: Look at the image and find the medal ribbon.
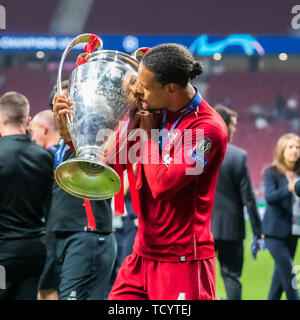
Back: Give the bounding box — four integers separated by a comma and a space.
159, 90, 202, 152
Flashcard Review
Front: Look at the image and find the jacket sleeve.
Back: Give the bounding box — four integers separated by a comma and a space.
238, 153, 262, 236
264, 167, 291, 204
43, 152, 54, 224
141, 124, 222, 200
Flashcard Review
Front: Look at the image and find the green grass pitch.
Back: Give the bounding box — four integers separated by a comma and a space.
215, 220, 300, 300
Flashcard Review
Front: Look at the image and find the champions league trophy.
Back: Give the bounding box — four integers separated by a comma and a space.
55, 34, 139, 200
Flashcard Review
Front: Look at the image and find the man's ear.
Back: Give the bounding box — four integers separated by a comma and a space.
43, 125, 49, 135
164, 83, 177, 94
25, 116, 32, 129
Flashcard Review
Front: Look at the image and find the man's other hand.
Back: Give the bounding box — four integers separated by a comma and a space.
53, 94, 73, 142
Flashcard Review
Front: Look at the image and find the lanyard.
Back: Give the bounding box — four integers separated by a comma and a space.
47, 145, 59, 154
159, 91, 202, 151
54, 139, 70, 168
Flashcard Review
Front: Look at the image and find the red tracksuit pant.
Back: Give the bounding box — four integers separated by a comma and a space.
108, 251, 216, 300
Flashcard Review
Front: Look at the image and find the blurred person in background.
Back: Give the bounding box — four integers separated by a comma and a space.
212, 105, 263, 300
286, 95, 300, 132
274, 94, 286, 121
30, 82, 117, 300
263, 133, 300, 300
29, 109, 60, 300
0, 91, 53, 300
49, 80, 69, 111
29, 110, 60, 152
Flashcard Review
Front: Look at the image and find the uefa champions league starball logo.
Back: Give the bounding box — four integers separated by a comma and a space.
196, 138, 212, 155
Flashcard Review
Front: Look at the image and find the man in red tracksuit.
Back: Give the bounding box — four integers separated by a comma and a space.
53, 43, 228, 300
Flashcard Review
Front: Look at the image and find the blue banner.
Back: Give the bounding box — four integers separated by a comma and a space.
0, 34, 299, 55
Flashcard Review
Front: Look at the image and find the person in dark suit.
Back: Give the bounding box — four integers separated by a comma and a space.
0, 91, 54, 300
263, 133, 300, 300
212, 105, 263, 300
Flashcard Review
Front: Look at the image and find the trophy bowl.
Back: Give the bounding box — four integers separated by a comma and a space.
54, 34, 139, 200
54, 158, 122, 200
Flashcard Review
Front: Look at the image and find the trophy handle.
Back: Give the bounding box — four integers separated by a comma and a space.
56, 33, 103, 95
56, 34, 103, 149
132, 47, 151, 62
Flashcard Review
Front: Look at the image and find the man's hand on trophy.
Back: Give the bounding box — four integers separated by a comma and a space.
53, 94, 73, 142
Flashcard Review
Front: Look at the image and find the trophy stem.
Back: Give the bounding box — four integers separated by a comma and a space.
76, 146, 105, 163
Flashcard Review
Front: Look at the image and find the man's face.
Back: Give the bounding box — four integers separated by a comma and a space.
134, 63, 170, 110
228, 116, 237, 142
28, 119, 46, 147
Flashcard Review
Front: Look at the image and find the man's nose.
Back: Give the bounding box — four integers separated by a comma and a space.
133, 82, 144, 98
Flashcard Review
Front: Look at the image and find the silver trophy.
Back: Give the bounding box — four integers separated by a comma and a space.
55, 34, 139, 200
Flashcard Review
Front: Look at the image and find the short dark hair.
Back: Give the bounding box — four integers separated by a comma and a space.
49, 80, 69, 109
0, 91, 30, 125
52, 80, 69, 93
214, 104, 237, 127
141, 43, 203, 88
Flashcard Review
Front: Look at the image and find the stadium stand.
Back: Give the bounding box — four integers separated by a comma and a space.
85, 0, 296, 35
2, 0, 59, 34
2, 0, 295, 35
206, 71, 300, 118
206, 70, 300, 191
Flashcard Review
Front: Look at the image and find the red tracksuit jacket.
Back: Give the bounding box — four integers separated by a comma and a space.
131, 98, 228, 262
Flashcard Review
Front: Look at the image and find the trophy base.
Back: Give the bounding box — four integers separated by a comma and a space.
54, 159, 121, 200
